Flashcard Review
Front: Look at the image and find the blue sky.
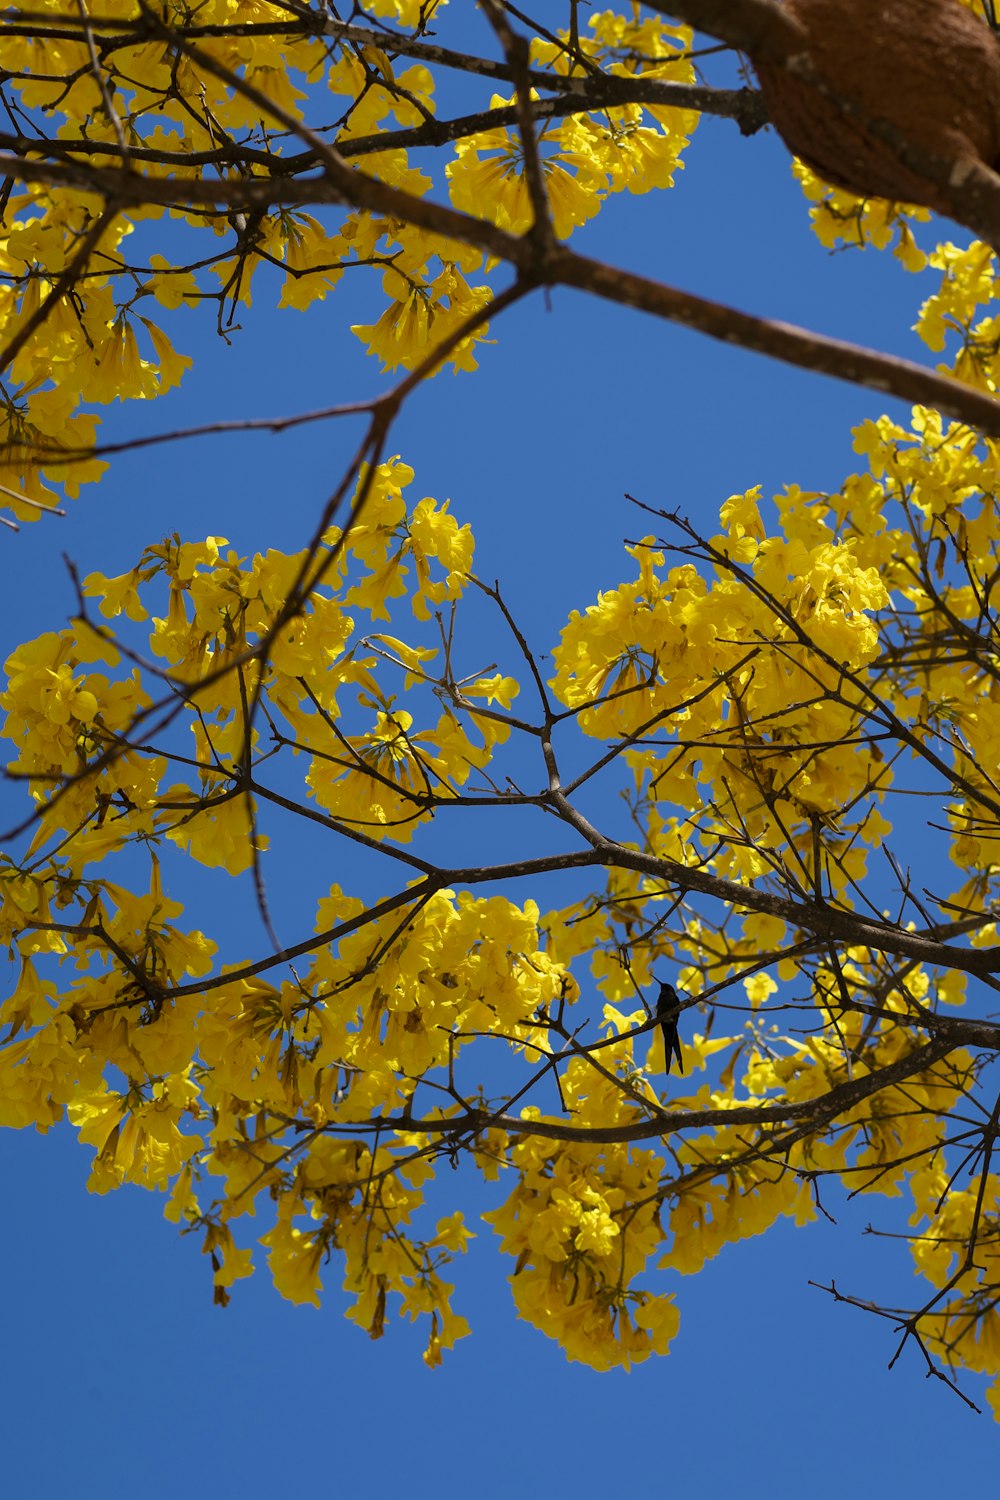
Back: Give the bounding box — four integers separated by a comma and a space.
3, 9, 999, 1495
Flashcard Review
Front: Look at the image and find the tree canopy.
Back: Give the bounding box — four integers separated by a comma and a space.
4, 0, 1000, 1407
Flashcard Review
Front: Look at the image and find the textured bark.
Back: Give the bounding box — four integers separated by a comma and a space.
754, 0, 1000, 209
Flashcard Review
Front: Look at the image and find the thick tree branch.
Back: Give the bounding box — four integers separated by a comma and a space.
388, 1030, 965, 1145
2, 151, 999, 440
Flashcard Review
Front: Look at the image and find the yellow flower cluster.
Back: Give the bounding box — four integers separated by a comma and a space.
792, 161, 931, 269
447, 16, 698, 240
484, 1018, 676, 1370
0, 6, 706, 521
4, 378, 1000, 1379
6, 3, 1000, 1391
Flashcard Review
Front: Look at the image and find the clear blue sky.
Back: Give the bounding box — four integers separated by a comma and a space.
3, 10, 998, 1496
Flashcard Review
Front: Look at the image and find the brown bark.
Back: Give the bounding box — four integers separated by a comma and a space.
754, 0, 1000, 209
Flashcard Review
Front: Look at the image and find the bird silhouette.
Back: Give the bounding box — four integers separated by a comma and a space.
655, 981, 684, 1074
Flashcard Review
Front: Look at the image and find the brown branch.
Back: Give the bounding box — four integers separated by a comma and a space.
385, 1030, 962, 1145
2, 145, 999, 439
644, 0, 808, 60
649, 0, 1000, 252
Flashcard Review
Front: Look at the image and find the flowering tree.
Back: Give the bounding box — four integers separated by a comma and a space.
4, 0, 1000, 1404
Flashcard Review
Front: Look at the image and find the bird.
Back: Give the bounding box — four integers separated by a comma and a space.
752, 0, 1000, 216
655, 981, 684, 1075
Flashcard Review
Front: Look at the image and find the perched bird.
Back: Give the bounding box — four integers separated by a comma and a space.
656, 981, 684, 1075
752, 0, 1000, 215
